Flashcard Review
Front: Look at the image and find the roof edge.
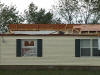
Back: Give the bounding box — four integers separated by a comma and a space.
0, 34, 100, 36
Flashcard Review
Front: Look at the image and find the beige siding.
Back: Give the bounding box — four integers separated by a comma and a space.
0, 36, 100, 66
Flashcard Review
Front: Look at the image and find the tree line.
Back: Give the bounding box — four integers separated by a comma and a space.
0, 2, 61, 33
54, 0, 100, 24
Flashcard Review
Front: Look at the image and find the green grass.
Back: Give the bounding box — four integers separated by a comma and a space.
0, 69, 100, 75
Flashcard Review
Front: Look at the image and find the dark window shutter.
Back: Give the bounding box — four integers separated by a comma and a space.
75, 39, 80, 57
37, 39, 42, 57
16, 39, 22, 57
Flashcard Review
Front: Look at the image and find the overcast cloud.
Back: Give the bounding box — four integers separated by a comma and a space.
1, 0, 58, 14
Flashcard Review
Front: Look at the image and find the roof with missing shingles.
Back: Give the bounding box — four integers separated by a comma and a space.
74, 25, 100, 31
9, 24, 100, 32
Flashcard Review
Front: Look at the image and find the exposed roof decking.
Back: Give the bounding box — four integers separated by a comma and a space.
74, 25, 100, 31
9, 24, 68, 31
9, 24, 100, 31
9, 24, 100, 35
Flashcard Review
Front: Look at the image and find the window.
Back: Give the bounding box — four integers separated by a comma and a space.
75, 39, 100, 57
80, 39, 91, 56
81, 48, 91, 56
92, 39, 100, 56
21, 39, 37, 56
16, 39, 42, 57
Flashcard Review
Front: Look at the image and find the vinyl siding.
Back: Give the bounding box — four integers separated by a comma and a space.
0, 36, 100, 66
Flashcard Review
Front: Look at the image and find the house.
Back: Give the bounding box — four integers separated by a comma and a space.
0, 24, 100, 66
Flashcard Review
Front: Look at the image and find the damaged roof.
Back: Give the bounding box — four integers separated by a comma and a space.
74, 24, 100, 31
9, 24, 100, 32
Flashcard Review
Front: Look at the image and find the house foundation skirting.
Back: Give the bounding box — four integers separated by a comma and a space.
0, 65, 100, 70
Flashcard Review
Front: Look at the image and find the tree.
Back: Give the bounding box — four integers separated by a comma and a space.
25, 3, 61, 24
53, 0, 79, 24
83, 0, 100, 24
0, 2, 24, 33
54, 0, 100, 24
52, 18, 62, 24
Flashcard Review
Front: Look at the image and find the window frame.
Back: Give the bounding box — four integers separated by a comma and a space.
16, 39, 43, 57
80, 39, 91, 57
80, 39, 100, 57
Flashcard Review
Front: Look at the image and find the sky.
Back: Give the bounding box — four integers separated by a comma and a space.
1, 0, 58, 14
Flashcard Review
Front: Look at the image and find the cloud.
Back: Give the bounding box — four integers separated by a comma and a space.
1, 0, 58, 14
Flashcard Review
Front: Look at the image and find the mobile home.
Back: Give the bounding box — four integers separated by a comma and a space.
0, 24, 100, 66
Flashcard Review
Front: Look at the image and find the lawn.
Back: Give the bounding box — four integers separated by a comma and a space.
0, 69, 100, 75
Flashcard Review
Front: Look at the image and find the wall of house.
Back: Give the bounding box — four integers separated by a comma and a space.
0, 35, 100, 66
